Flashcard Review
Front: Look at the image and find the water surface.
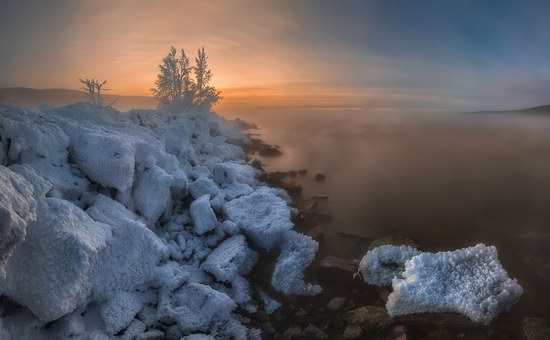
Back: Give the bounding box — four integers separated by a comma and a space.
220, 106, 550, 319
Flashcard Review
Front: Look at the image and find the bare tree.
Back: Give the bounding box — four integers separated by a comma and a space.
79, 78, 110, 106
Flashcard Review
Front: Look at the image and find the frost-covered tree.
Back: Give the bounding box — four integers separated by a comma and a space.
79, 78, 109, 106
152, 46, 195, 109
193, 47, 222, 110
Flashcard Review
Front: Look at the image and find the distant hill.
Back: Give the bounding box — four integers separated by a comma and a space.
0, 87, 158, 111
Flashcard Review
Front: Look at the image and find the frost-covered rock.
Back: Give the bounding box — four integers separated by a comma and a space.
0, 166, 36, 277
0, 103, 320, 338
189, 176, 221, 199
201, 235, 257, 282
100, 291, 144, 334
222, 187, 293, 250
359, 245, 421, 286
361, 243, 523, 324
172, 283, 237, 333
190, 195, 218, 235
271, 231, 322, 295
0, 198, 111, 321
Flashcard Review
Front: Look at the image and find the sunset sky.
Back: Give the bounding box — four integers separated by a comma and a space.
1, 0, 549, 111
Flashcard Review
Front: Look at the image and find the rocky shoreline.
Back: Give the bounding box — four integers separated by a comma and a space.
241, 131, 550, 340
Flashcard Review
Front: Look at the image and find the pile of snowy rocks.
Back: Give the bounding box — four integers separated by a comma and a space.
0, 103, 321, 339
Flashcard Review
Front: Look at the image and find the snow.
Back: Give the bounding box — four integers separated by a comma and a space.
361, 243, 523, 324
0, 102, 321, 338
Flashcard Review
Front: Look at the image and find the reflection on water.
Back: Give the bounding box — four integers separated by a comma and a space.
220, 106, 550, 319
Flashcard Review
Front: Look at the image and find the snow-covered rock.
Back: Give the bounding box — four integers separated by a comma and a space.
201, 235, 257, 282
0, 198, 111, 321
271, 231, 322, 295
0, 103, 320, 338
359, 244, 421, 286
222, 187, 293, 250
361, 243, 523, 324
190, 194, 218, 235
0, 166, 36, 278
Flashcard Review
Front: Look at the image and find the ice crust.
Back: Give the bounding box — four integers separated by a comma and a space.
0, 103, 320, 338
359, 243, 523, 324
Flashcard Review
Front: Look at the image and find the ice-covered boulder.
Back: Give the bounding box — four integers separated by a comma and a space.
0, 165, 37, 278
172, 283, 237, 333
70, 130, 135, 192
271, 231, 322, 295
188, 176, 221, 199
222, 187, 293, 250
87, 195, 167, 297
0, 198, 112, 321
190, 195, 218, 235
361, 244, 523, 324
359, 244, 421, 286
133, 164, 173, 225
100, 291, 145, 335
201, 235, 258, 282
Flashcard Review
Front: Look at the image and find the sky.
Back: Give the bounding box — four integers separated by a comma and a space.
0, 0, 549, 111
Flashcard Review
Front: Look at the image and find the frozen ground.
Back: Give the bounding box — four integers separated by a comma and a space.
0, 103, 320, 339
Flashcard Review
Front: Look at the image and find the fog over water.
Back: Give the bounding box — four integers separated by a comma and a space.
220, 106, 550, 318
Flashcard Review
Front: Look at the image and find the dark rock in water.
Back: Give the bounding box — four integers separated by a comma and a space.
303, 202, 318, 212
303, 324, 329, 339
522, 317, 550, 340
320, 256, 358, 273
233, 117, 258, 130
344, 306, 393, 328
299, 169, 308, 176
343, 325, 363, 339
327, 297, 346, 311
288, 170, 298, 177
318, 256, 361, 288
386, 324, 407, 340
313, 193, 329, 200
260, 146, 282, 157
368, 235, 418, 251
306, 226, 325, 242
303, 211, 333, 222
425, 329, 453, 340
294, 308, 308, 317
397, 313, 478, 329
283, 325, 303, 340
262, 322, 277, 335
248, 158, 264, 171
375, 287, 391, 303
315, 173, 326, 181
337, 232, 374, 242
254, 311, 270, 322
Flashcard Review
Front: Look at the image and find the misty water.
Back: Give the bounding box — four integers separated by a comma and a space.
220, 106, 550, 319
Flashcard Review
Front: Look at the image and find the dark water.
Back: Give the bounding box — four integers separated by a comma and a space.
220, 106, 550, 319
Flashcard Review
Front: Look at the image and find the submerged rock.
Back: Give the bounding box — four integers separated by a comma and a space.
522, 317, 550, 340
344, 306, 393, 328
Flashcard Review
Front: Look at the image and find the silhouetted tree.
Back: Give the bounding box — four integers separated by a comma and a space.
193, 47, 222, 110
152, 46, 221, 110
79, 78, 109, 106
